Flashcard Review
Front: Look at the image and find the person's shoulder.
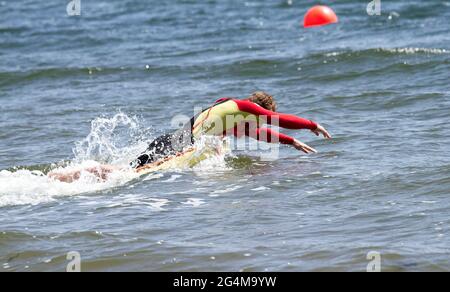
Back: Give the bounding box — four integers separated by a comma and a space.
215, 97, 236, 103
216, 98, 267, 112
231, 99, 250, 105
233, 99, 272, 114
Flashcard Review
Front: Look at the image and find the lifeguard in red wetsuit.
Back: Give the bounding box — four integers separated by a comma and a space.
49, 92, 331, 182
133, 92, 331, 168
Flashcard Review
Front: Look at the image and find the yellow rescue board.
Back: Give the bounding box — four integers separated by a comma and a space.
135, 145, 223, 175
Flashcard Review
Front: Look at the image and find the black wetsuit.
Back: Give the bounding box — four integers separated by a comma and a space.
131, 122, 194, 168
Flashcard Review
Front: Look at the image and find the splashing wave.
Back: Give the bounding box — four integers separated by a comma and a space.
0, 113, 229, 207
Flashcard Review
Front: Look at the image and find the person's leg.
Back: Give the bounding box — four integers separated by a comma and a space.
48, 165, 117, 183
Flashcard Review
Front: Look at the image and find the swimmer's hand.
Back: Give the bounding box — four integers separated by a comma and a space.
293, 139, 317, 154
312, 124, 332, 139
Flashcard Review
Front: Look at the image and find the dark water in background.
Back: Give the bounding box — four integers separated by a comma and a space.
1, 0, 449, 271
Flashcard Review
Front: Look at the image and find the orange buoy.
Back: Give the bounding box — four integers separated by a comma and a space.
303, 5, 338, 28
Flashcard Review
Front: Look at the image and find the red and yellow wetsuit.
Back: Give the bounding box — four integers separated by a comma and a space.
192, 98, 318, 145
133, 98, 318, 168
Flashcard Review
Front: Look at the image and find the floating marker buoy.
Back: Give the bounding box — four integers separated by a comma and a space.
303, 5, 338, 28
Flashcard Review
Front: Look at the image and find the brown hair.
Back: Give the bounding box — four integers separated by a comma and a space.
247, 91, 277, 112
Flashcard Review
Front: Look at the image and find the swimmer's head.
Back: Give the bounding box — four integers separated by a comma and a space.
247, 91, 277, 112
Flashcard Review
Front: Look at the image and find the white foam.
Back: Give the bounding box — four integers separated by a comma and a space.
143, 198, 170, 210
325, 47, 448, 58
163, 175, 182, 183
0, 163, 139, 207
143, 173, 164, 181
379, 47, 448, 55
181, 198, 205, 207
251, 186, 270, 192
211, 185, 242, 195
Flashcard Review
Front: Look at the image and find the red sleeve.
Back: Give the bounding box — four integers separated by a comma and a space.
231, 125, 295, 145
233, 99, 318, 130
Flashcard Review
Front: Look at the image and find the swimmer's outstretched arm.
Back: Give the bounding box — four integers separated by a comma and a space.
233, 99, 332, 139
231, 125, 323, 154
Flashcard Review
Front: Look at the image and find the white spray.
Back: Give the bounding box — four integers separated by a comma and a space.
0, 113, 230, 207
